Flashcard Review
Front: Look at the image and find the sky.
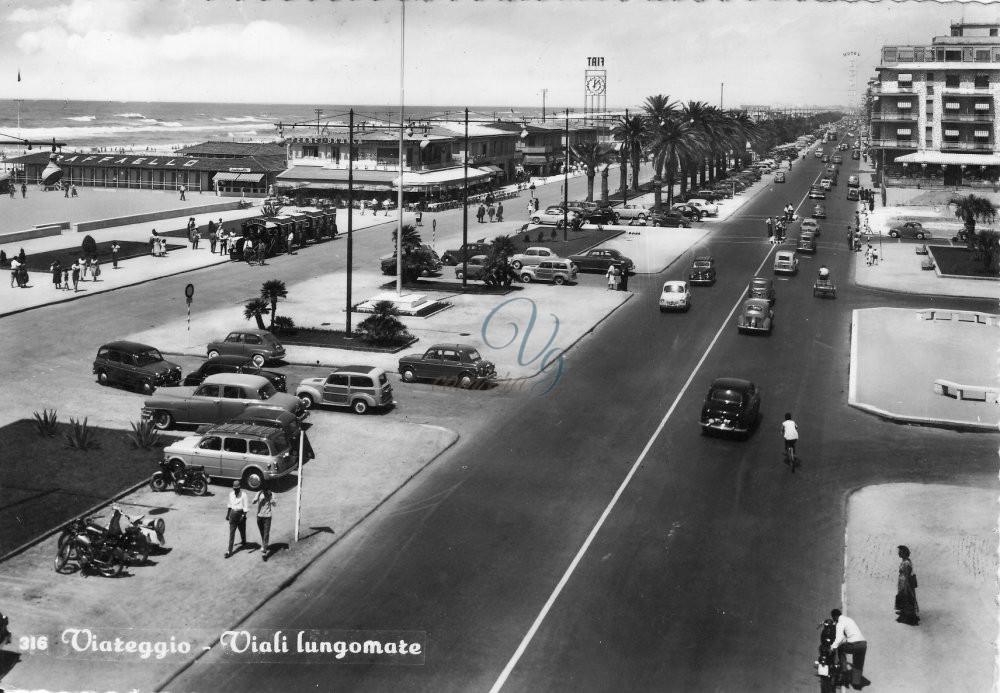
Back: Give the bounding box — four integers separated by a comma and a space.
1, 0, 999, 109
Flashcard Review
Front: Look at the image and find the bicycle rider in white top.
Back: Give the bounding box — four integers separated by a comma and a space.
781, 413, 799, 466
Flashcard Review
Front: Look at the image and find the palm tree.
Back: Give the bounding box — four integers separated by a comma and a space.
643, 99, 703, 209
391, 224, 422, 255
243, 298, 269, 330
355, 300, 412, 345
722, 110, 759, 178
950, 194, 997, 249
612, 112, 646, 194
680, 101, 718, 192
260, 278, 288, 330
570, 141, 616, 202
483, 234, 517, 287
973, 229, 1000, 274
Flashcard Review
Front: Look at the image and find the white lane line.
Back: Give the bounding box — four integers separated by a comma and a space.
489, 243, 781, 693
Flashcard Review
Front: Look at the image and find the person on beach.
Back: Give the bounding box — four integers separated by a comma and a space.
179, 184, 186, 201
111, 242, 120, 269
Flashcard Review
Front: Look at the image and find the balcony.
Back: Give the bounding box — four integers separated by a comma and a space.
940, 112, 995, 123
871, 111, 919, 122
882, 44, 1000, 65
941, 86, 993, 96
940, 140, 995, 152
873, 84, 915, 95
870, 139, 918, 149
520, 146, 556, 155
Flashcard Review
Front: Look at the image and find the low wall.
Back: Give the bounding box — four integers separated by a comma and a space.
35, 221, 71, 230
0, 225, 64, 245
917, 309, 1000, 325
74, 200, 246, 233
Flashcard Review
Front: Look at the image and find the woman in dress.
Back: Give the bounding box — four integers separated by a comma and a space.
606, 264, 619, 291
895, 544, 920, 625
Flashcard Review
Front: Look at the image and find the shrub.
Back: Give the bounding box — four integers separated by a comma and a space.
126, 420, 160, 450
272, 315, 296, 335
550, 227, 557, 241
537, 230, 544, 243
81, 235, 98, 257
65, 417, 101, 451
32, 408, 59, 437
0, 250, 6, 267
354, 300, 413, 346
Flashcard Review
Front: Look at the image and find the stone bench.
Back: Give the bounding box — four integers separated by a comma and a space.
933, 379, 999, 403
920, 257, 935, 270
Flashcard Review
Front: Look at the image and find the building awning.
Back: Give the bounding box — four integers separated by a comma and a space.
944, 129, 960, 136
945, 102, 960, 110
975, 130, 991, 137
391, 166, 492, 189
896, 128, 912, 135
897, 73, 912, 81
213, 172, 265, 183
276, 165, 397, 191
522, 155, 553, 165
895, 151, 1000, 166
897, 101, 912, 108
481, 164, 505, 175
975, 102, 992, 110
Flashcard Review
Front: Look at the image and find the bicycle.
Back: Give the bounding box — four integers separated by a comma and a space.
784, 440, 798, 471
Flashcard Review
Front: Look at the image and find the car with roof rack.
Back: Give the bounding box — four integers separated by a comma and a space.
295, 365, 395, 415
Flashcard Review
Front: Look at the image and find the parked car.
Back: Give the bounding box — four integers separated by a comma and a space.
93, 341, 182, 394
162, 424, 297, 491
454, 255, 489, 280
441, 242, 491, 266
851, 150, 861, 160
700, 377, 761, 437
568, 248, 634, 273
531, 206, 580, 226
510, 246, 561, 269
296, 365, 395, 414
648, 211, 693, 228
686, 198, 720, 217
812, 204, 827, 219
800, 218, 821, 235
773, 250, 799, 275
688, 255, 717, 285
613, 204, 653, 223
683, 189, 724, 203
380, 244, 443, 277
736, 298, 774, 335
822, 155, 830, 163
774, 171, 786, 183
814, 150, 824, 159
519, 259, 578, 285
141, 373, 305, 430
671, 203, 704, 221
398, 343, 497, 387
212, 405, 307, 453
847, 175, 860, 188
746, 276, 775, 304
659, 280, 692, 312
557, 201, 616, 224
183, 355, 287, 392
888, 221, 932, 239
206, 330, 286, 367
797, 230, 818, 254
808, 186, 826, 200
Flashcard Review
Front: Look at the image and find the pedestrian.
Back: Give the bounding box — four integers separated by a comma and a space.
286, 230, 295, 255
110, 241, 120, 269
243, 239, 255, 264
192, 229, 201, 250
496, 201, 504, 222
618, 262, 629, 291
225, 480, 250, 558
50, 260, 61, 289
871, 246, 879, 266
527, 200, 534, 217
20, 183, 26, 198
765, 216, 774, 242
64, 183, 69, 198
416, 208, 423, 226
382, 198, 392, 216
78, 256, 88, 281
606, 263, 619, 291
868, 197, 875, 212
829, 609, 867, 689
209, 229, 217, 254
895, 545, 920, 625
253, 486, 276, 562
846, 226, 853, 251
9, 257, 20, 288
219, 229, 228, 256
865, 243, 873, 266
61, 267, 70, 290
775, 220, 784, 242
179, 184, 186, 201
90, 258, 101, 281
477, 204, 486, 223
487, 204, 496, 223
71, 184, 78, 197
255, 238, 266, 265
71, 261, 81, 292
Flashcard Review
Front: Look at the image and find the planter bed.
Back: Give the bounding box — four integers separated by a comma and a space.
280, 328, 418, 353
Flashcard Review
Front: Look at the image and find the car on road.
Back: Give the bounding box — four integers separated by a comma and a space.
832, 154, 843, 164
700, 377, 761, 437
746, 276, 775, 304
398, 343, 497, 387
888, 221, 932, 239
847, 175, 860, 188
567, 248, 634, 273
851, 150, 861, 160
736, 298, 774, 335
141, 373, 305, 431
808, 186, 826, 200
613, 204, 653, 223
441, 242, 491, 266
557, 201, 617, 224
519, 259, 578, 285
822, 155, 830, 163
812, 204, 827, 219
206, 329, 286, 367
510, 246, 561, 269
671, 203, 704, 221
380, 244, 443, 278
648, 210, 693, 228
659, 280, 692, 312
847, 188, 859, 201
531, 206, 580, 227
93, 341, 182, 394
686, 198, 720, 217
820, 179, 832, 191
162, 424, 297, 491
688, 256, 717, 285
814, 150, 824, 159
773, 249, 799, 275
454, 255, 489, 281
797, 230, 818, 254
295, 365, 395, 414
800, 218, 821, 235
774, 171, 786, 183
683, 189, 725, 203
183, 355, 287, 392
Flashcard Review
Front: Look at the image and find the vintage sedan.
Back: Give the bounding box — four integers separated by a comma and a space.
700, 377, 761, 437
659, 280, 692, 312
510, 246, 561, 269
648, 211, 693, 228
808, 186, 826, 200
800, 218, 821, 236
567, 248, 634, 273
162, 425, 297, 491
687, 198, 720, 216
93, 341, 182, 394
670, 203, 704, 221
774, 171, 786, 183
398, 343, 496, 388
746, 276, 776, 304
797, 230, 818, 254
441, 242, 491, 266
773, 250, 799, 275
530, 206, 580, 227
888, 221, 932, 240
812, 204, 827, 219
688, 256, 717, 285
141, 373, 305, 430
205, 330, 286, 367
454, 255, 490, 281
613, 204, 654, 223
296, 365, 395, 414
183, 355, 287, 392
736, 298, 774, 335
519, 259, 577, 285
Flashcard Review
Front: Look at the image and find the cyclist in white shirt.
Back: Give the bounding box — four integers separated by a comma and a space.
780, 412, 799, 463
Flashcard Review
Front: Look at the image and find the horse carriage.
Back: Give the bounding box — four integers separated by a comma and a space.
229, 209, 338, 262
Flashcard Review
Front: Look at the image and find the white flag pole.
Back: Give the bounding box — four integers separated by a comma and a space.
294, 430, 304, 542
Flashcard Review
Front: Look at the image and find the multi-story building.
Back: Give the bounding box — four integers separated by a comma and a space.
872, 21, 1000, 188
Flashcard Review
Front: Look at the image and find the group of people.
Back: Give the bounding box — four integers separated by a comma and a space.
764, 215, 787, 244
475, 201, 504, 223
225, 480, 277, 562
62, 183, 79, 198
149, 232, 169, 257
604, 263, 630, 291
47, 257, 101, 292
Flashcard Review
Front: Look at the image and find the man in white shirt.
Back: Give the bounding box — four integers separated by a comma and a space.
226, 481, 250, 558
830, 608, 867, 688
781, 413, 799, 466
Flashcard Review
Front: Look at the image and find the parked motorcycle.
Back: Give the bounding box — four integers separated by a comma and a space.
55, 506, 157, 568
118, 507, 167, 560
150, 458, 209, 495
815, 619, 846, 693
54, 522, 125, 577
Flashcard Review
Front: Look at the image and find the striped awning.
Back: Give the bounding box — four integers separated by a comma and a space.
944, 129, 960, 137
974, 130, 991, 138
897, 73, 912, 81
975, 102, 992, 110
945, 102, 960, 110
213, 172, 265, 183
897, 101, 912, 108
896, 128, 912, 135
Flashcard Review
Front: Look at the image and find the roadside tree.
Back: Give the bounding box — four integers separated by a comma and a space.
612, 111, 645, 195
355, 300, 413, 346
260, 278, 288, 330
243, 298, 269, 330
949, 194, 997, 250
570, 141, 616, 203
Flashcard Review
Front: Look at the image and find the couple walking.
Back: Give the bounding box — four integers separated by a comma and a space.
605, 263, 629, 291
225, 481, 277, 561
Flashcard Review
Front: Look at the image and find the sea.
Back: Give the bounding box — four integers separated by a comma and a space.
0, 100, 566, 156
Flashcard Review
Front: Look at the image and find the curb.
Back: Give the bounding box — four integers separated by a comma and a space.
153, 422, 460, 693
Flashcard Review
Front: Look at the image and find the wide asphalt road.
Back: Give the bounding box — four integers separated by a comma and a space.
165, 146, 998, 693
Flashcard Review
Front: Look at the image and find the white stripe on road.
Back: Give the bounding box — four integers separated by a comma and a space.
490, 243, 781, 693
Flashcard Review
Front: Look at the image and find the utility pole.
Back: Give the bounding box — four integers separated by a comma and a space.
542, 89, 548, 122
720, 83, 724, 110
314, 108, 323, 136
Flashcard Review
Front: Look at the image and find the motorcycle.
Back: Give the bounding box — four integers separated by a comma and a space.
150, 458, 209, 495
815, 619, 847, 692
118, 507, 167, 561
54, 520, 125, 577
56, 506, 162, 567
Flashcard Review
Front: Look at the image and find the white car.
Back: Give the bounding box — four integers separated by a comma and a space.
820, 179, 832, 191
659, 280, 692, 312
686, 198, 719, 217
800, 218, 821, 236
613, 204, 653, 223
531, 206, 579, 227
510, 246, 561, 270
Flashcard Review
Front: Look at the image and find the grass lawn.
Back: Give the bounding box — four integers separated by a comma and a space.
13, 239, 184, 273
281, 328, 418, 353
929, 246, 999, 279
0, 419, 179, 556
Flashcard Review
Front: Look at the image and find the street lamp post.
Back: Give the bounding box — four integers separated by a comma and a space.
462, 107, 469, 290
346, 109, 355, 334
563, 108, 569, 241
395, 0, 406, 297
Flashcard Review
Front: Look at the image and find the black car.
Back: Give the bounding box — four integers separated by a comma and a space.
648, 211, 693, 228
688, 256, 717, 285
441, 242, 491, 266
183, 355, 287, 392
398, 343, 496, 387
555, 202, 616, 224
670, 203, 703, 221
683, 189, 724, 203
93, 341, 182, 394
700, 377, 761, 437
